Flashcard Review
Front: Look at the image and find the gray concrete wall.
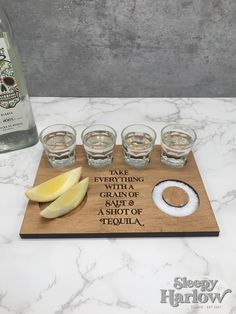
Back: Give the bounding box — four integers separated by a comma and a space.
4, 0, 236, 97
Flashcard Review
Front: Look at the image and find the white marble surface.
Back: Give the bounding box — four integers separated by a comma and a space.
0, 98, 236, 314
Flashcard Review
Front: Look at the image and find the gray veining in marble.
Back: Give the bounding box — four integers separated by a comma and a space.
3, 0, 236, 97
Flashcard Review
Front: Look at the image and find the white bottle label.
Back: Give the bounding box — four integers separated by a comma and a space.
0, 37, 28, 135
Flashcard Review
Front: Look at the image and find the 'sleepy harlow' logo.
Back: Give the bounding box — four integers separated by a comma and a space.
160, 277, 232, 308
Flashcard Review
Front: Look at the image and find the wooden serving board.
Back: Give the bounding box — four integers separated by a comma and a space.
20, 145, 219, 238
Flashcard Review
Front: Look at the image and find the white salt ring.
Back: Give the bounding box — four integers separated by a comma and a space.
152, 180, 199, 217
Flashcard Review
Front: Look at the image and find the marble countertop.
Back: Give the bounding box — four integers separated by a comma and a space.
1, 98, 236, 314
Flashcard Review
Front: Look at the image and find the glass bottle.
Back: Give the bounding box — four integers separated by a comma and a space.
0, 6, 38, 153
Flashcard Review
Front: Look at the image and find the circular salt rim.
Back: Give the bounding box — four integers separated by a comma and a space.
152, 180, 199, 217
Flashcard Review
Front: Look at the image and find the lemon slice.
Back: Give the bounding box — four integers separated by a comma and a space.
25, 167, 82, 202
40, 177, 89, 219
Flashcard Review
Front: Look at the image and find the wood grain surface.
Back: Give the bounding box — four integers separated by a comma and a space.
162, 186, 189, 207
20, 145, 220, 238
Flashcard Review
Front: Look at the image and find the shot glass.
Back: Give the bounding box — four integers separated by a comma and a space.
39, 124, 76, 168
121, 124, 156, 168
160, 124, 197, 168
81, 124, 117, 168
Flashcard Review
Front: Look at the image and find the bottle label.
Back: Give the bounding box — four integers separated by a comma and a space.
0, 37, 28, 135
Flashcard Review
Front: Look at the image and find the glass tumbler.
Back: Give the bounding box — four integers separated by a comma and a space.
39, 124, 77, 168
81, 124, 117, 168
121, 124, 156, 168
160, 124, 197, 168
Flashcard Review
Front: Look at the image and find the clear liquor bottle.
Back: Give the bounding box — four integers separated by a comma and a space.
0, 6, 38, 152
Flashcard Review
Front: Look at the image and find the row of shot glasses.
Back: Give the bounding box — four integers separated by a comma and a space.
39, 123, 197, 169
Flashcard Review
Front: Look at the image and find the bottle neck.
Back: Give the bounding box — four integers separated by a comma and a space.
0, 6, 13, 36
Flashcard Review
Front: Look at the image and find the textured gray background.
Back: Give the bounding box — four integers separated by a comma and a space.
4, 0, 236, 97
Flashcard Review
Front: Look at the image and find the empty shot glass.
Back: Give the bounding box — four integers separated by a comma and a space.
81, 124, 117, 168
121, 124, 156, 168
39, 124, 76, 168
160, 124, 197, 168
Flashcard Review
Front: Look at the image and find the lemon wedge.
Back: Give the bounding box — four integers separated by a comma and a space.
25, 167, 82, 202
40, 177, 89, 219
